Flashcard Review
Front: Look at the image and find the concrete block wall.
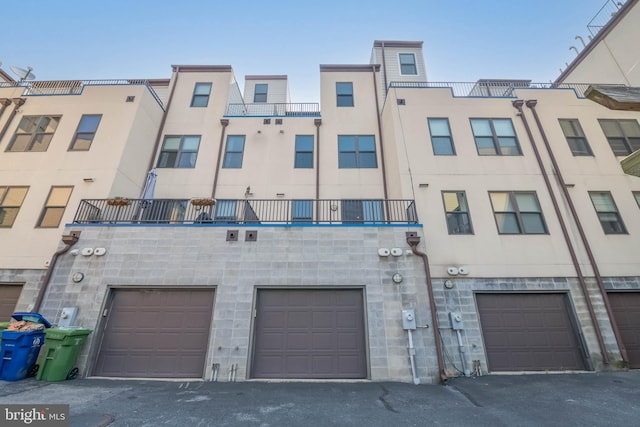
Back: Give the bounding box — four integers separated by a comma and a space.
0, 269, 46, 314
39, 225, 441, 383
432, 276, 632, 376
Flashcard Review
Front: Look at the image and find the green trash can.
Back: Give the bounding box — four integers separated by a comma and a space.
35, 327, 92, 381
0, 322, 9, 346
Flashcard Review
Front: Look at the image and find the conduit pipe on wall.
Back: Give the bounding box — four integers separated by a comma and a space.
0, 98, 12, 120
314, 118, 322, 219
31, 232, 80, 313
406, 232, 447, 383
211, 119, 230, 199
147, 69, 180, 172
372, 65, 389, 206
525, 100, 628, 363
512, 100, 609, 364
0, 98, 25, 142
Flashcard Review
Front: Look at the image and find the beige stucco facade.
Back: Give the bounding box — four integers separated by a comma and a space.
1, 20, 639, 382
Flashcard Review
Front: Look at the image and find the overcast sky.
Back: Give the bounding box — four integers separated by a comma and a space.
1, 0, 618, 102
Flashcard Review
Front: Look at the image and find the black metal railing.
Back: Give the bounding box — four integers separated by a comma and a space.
587, 0, 625, 37
225, 103, 320, 117
73, 198, 418, 225
0, 79, 165, 109
388, 81, 594, 98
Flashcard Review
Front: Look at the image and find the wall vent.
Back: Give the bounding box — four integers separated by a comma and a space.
126, 96, 135, 102
263, 118, 271, 124
275, 118, 283, 125
397, 98, 406, 105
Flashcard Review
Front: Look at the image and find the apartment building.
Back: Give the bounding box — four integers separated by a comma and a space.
0, 0, 638, 384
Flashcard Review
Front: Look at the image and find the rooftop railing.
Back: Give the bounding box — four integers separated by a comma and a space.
0, 79, 165, 109
388, 81, 593, 98
587, 0, 626, 37
225, 103, 320, 117
73, 198, 418, 225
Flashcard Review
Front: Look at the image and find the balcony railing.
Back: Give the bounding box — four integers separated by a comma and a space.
389, 81, 593, 98
0, 79, 165, 109
587, 0, 626, 37
73, 198, 418, 225
225, 103, 320, 117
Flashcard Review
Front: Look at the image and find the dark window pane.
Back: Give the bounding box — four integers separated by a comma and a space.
0, 207, 19, 227
432, 137, 454, 155
339, 152, 357, 168
77, 115, 101, 133
521, 213, 546, 234
359, 152, 378, 168
476, 137, 497, 155
495, 213, 521, 234
447, 213, 472, 234
295, 153, 313, 168
191, 96, 208, 107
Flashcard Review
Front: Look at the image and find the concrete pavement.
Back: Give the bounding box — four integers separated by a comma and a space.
0, 372, 639, 426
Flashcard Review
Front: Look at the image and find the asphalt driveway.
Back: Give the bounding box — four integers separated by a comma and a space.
0, 371, 639, 426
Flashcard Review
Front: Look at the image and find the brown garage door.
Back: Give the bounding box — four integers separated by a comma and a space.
252, 289, 367, 379
477, 293, 586, 371
0, 284, 22, 321
94, 288, 214, 378
608, 292, 640, 369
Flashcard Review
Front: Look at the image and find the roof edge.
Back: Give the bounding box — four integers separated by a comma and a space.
320, 64, 381, 72
171, 65, 233, 73
373, 40, 423, 48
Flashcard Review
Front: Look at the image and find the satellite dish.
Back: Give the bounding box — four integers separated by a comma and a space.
10, 65, 36, 82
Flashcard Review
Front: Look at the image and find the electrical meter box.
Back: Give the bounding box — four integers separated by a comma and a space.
449, 312, 464, 330
402, 309, 417, 330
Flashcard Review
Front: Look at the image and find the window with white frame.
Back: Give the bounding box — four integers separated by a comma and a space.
589, 191, 627, 234
470, 118, 521, 156
0, 186, 28, 227
399, 53, 417, 75
7, 116, 61, 152
157, 135, 201, 168
442, 191, 473, 234
191, 83, 212, 107
489, 191, 547, 234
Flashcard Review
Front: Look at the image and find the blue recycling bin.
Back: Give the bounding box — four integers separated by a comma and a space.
0, 313, 51, 381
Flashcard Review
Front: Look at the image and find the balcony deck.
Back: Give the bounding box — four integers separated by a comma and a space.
73, 198, 418, 225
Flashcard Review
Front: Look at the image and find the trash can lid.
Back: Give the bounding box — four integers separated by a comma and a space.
11, 312, 52, 328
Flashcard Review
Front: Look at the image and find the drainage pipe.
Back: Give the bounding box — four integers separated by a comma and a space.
406, 232, 447, 383
455, 330, 470, 377
32, 232, 80, 313
526, 100, 628, 363
211, 119, 230, 199
314, 118, 322, 220
372, 65, 390, 218
512, 100, 609, 364
0, 98, 25, 142
147, 70, 180, 173
406, 329, 420, 385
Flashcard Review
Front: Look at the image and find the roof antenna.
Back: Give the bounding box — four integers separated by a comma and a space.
10, 65, 36, 82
